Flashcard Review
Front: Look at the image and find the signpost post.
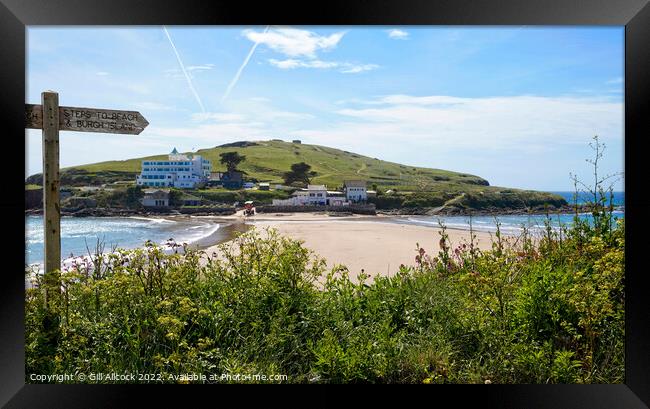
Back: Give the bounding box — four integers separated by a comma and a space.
26, 91, 149, 306
40, 92, 60, 307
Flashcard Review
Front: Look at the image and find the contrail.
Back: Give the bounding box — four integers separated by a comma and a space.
221, 25, 270, 104
163, 25, 206, 113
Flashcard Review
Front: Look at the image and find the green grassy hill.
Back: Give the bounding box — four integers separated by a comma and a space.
25, 140, 567, 211
36, 140, 489, 189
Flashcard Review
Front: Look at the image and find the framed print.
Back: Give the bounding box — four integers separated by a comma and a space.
1, 0, 649, 407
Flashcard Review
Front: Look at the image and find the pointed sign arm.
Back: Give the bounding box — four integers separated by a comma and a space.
26, 104, 149, 135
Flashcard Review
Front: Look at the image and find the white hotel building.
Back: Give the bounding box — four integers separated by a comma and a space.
136, 148, 211, 188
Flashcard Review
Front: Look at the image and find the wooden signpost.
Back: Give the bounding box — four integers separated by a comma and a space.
26, 91, 149, 304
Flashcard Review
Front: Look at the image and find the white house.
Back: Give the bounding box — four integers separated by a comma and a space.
273, 186, 352, 207
327, 191, 347, 206
288, 184, 328, 205
343, 180, 367, 202
304, 184, 328, 205
136, 148, 211, 189
272, 196, 307, 206
142, 189, 170, 207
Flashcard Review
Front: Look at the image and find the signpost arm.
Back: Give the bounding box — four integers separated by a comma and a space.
42, 91, 61, 305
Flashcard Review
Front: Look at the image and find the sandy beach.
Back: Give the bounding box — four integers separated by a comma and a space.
203, 212, 495, 281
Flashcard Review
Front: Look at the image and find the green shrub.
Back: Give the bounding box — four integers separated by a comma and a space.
26, 213, 624, 383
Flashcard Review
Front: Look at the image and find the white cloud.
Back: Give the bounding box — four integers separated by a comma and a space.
248, 28, 377, 75
606, 77, 623, 85
148, 94, 621, 165
339, 64, 379, 74
269, 58, 378, 74
269, 58, 337, 69
244, 27, 345, 58
263, 110, 314, 120
369, 95, 467, 106
191, 108, 313, 123
95, 71, 109, 76
292, 95, 623, 190
146, 122, 267, 143
293, 94, 623, 153
387, 29, 409, 40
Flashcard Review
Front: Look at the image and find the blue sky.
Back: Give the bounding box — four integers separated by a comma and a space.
26, 26, 624, 191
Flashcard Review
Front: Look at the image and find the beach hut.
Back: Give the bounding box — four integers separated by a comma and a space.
142, 189, 170, 207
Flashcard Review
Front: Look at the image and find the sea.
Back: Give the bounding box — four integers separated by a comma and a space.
551, 191, 624, 207
398, 191, 625, 235
25, 216, 229, 266
25, 191, 624, 266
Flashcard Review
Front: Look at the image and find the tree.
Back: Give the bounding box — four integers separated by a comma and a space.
125, 185, 144, 208
283, 162, 317, 186
219, 152, 246, 172
569, 135, 622, 239
168, 189, 184, 207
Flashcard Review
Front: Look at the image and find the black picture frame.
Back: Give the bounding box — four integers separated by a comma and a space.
2, 0, 649, 407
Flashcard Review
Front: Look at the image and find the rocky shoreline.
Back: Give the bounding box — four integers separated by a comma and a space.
25, 203, 624, 219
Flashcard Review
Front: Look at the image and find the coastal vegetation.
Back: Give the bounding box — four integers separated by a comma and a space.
25, 139, 623, 383
25, 209, 624, 384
